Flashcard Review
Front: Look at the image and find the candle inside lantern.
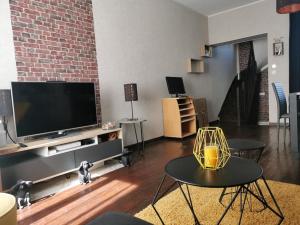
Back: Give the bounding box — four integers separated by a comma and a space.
204, 145, 218, 168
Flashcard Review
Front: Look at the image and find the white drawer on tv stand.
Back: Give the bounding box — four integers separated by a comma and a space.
34, 136, 98, 157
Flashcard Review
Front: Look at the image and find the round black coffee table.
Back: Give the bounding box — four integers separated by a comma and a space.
228, 138, 266, 162
152, 155, 283, 225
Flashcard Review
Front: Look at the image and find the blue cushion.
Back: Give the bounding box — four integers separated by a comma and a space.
272, 82, 288, 117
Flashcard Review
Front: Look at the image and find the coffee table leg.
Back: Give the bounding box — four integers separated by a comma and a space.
186, 184, 199, 225
151, 175, 166, 225
177, 182, 201, 225
254, 181, 268, 210
151, 175, 177, 225
216, 185, 243, 225
238, 185, 249, 225
219, 183, 267, 213
218, 187, 227, 204
186, 184, 193, 208
261, 176, 284, 224
243, 178, 284, 225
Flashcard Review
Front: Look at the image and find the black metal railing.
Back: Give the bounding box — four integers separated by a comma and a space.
219, 42, 260, 125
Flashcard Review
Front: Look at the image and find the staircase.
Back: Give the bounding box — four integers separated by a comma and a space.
219, 42, 260, 125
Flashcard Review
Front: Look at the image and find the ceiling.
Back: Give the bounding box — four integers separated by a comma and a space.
172, 0, 262, 16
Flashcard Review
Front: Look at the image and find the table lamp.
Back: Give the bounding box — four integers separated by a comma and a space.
124, 83, 138, 121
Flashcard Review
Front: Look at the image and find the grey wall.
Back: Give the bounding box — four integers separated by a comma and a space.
0, 0, 238, 146
93, 0, 236, 145
208, 0, 289, 123
205, 45, 237, 121
185, 44, 237, 122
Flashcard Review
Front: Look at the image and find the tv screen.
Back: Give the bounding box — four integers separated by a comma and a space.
11, 82, 97, 137
165, 77, 185, 96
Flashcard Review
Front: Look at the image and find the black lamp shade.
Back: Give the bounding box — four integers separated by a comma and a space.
0, 90, 13, 116
277, 0, 300, 13
124, 83, 138, 102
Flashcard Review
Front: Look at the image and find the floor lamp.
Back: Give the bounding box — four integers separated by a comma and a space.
124, 83, 138, 121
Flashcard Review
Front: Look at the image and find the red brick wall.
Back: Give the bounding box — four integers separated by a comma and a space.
258, 69, 269, 122
239, 42, 251, 72
9, 0, 101, 123
239, 42, 269, 123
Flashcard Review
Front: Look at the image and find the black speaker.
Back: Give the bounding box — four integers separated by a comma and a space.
0, 90, 12, 117
121, 149, 132, 167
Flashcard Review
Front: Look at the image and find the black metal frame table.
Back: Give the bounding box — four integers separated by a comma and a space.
219, 138, 266, 207
152, 155, 284, 225
119, 118, 146, 155
228, 138, 266, 162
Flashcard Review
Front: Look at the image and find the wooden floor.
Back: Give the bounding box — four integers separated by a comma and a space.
17, 125, 300, 225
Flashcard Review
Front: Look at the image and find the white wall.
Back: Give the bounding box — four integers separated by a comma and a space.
92, 0, 236, 145
185, 44, 237, 121
0, 0, 236, 145
0, 0, 237, 146
253, 38, 268, 69
206, 45, 237, 120
0, 1, 18, 146
208, 0, 289, 123
0, 0, 18, 89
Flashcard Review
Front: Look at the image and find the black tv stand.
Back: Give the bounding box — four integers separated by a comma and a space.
0, 128, 124, 191
48, 131, 69, 139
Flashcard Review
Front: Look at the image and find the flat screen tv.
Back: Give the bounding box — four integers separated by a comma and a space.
165, 76, 186, 97
11, 82, 97, 138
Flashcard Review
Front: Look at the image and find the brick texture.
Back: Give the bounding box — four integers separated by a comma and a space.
9, 0, 101, 123
220, 42, 269, 124
258, 69, 269, 122
219, 42, 252, 123
239, 42, 269, 123
239, 42, 251, 72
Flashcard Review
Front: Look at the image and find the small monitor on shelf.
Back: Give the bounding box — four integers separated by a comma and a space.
165, 76, 186, 97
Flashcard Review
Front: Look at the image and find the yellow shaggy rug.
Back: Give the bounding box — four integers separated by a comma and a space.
136, 180, 299, 225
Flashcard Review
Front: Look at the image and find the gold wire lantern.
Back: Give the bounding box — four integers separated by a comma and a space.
193, 127, 231, 170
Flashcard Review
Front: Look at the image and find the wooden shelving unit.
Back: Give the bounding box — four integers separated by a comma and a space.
187, 58, 204, 74
162, 97, 197, 138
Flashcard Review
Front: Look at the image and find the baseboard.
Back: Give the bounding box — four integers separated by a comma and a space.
258, 121, 269, 126
124, 136, 164, 149
269, 122, 290, 126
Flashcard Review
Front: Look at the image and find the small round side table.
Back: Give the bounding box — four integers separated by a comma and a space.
119, 118, 147, 155
227, 138, 266, 162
